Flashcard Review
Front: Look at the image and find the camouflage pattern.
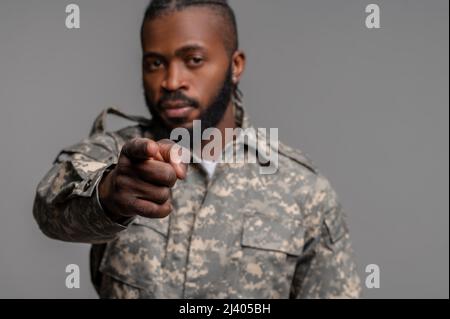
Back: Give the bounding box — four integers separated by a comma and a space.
33, 102, 361, 299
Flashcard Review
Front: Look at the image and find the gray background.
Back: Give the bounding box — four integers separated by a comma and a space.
0, 0, 448, 299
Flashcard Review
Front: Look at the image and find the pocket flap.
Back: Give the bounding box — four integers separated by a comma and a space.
323, 209, 348, 244
132, 216, 170, 237
241, 213, 305, 256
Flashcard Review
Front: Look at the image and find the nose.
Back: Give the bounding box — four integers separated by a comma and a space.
161, 62, 188, 92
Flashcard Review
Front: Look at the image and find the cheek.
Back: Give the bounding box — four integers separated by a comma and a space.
143, 75, 161, 98
193, 71, 224, 107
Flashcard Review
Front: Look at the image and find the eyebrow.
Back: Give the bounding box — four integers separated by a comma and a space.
143, 44, 207, 59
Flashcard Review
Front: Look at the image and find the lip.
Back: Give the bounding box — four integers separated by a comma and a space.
163, 105, 194, 118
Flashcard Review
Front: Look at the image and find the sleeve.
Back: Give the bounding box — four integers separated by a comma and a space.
290, 177, 362, 299
32, 132, 131, 244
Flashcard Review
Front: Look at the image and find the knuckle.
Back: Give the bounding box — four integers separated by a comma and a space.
163, 168, 177, 186
124, 138, 146, 157
154, 205, 172, 218
138, 139, 148, 155
117, 154, 130, 168
131, 198, 152, 216
154, 187, 170, 204
160, 187, 171, 200
121, 141, 133, 156
130, 137, 142, 146
163, 203, 174, 216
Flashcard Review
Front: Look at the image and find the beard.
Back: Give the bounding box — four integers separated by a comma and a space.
144, 65, 234, 141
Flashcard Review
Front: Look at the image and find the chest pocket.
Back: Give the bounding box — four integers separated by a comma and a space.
241, 213, 305, 256
237, 212, 305, 298
98, 216, 170, 296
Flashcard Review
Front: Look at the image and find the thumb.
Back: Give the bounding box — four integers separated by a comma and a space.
122, 138, 160, 161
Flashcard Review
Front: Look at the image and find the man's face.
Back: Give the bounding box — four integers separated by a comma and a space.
142, 7, 234, 132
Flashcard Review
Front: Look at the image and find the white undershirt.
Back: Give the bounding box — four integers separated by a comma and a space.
198, 159, 218, 179
192, 152, 218, 179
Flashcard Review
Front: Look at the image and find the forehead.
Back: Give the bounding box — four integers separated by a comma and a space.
142, 6, 226, 53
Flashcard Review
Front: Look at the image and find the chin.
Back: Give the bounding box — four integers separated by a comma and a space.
164, 118, 195, 130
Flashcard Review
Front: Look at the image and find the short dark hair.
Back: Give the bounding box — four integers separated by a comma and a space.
140, 0, 239, 55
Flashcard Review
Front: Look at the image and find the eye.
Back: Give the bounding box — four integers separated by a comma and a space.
145, 58, 164, 72
152, 59, 164, 70
187, 56, 204, 67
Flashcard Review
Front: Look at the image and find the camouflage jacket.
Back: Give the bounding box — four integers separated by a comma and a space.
33, 104, 361, 299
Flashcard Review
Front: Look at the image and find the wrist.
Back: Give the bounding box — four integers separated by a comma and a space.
98, 168, 127, 223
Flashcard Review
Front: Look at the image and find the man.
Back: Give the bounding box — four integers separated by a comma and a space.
33, 0, 361, 299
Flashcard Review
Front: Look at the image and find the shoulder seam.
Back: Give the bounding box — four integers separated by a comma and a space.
277, 142, 318, 175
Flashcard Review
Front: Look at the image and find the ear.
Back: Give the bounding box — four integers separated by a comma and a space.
231, 50, 246, 85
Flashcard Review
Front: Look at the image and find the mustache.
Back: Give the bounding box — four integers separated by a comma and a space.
157, 91, 200, 109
